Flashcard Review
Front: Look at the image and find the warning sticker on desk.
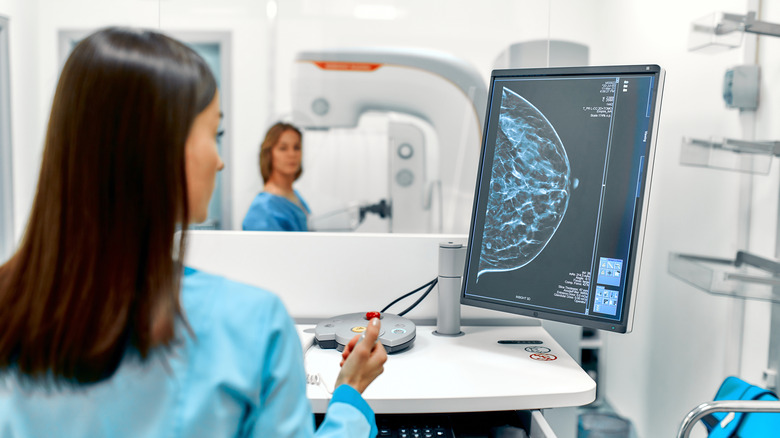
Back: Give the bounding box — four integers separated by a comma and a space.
529, 353, 558, 361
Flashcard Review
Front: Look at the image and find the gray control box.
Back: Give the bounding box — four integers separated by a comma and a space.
315, 312, 416, 353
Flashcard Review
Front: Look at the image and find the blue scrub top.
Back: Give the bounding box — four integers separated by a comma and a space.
242, 190, 310, 232
0, 267, 377, 437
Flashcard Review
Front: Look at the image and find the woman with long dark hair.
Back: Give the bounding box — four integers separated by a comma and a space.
0, 27, 385, 437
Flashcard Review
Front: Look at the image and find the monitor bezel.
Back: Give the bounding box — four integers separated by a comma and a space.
460, 64, 665, 334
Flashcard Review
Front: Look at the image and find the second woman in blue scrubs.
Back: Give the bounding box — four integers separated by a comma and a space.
243, 122, 311, 231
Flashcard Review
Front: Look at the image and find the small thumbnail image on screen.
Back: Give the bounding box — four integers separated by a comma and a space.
593, 285, 619, 316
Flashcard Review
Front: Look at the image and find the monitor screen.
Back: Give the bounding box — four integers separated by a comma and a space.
460, 65, 664, 333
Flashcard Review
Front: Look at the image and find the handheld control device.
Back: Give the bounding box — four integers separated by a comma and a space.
314, 312, 416, 353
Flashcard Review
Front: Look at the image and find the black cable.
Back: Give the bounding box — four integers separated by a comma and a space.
380, 278, 437, 313
397, 278, 438, 317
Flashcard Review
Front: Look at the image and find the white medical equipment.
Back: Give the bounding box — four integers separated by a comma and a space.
291, 48, 487, 234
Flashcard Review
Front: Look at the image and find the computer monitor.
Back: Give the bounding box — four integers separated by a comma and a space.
460, 65, 664, 333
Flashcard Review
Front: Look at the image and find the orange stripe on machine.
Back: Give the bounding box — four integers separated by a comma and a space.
312, 61, 383, 72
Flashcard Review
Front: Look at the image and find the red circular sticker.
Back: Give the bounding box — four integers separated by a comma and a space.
529, 353, 558, 361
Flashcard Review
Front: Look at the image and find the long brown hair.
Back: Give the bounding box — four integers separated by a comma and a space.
259, 122, 303, 182
0, 27, 216, 384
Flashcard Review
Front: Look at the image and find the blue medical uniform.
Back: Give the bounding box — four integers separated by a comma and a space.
242, 191, 310, 232
0, 267, 377, 438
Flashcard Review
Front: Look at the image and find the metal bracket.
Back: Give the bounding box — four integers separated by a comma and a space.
718, 12, 780, 38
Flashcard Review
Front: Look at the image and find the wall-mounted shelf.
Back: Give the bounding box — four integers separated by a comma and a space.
677, 7, 780, 414
680, 137, 780, 174
689, 11, 780, 52
668, 251, 780, 303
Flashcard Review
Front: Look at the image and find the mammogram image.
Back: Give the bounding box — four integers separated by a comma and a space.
478, 87, 571, 276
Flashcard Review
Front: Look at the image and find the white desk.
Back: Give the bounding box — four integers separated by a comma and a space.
299, 324, 596, 414
184, 231, 595, 432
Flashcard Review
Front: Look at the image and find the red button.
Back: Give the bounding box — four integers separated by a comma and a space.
365, 311, 381, 320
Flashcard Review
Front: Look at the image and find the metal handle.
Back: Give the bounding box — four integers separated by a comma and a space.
677, 400, 780, 438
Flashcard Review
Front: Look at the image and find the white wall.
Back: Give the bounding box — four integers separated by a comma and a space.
591, 1, 778, 437
742, 0, 780, 397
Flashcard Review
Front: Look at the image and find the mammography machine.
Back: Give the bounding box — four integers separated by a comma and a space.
291, 48, 487, 234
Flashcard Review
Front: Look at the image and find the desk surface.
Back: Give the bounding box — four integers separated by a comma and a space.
299, 324, 596, 414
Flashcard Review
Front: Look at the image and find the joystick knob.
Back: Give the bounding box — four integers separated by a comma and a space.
365, 311, 381, 320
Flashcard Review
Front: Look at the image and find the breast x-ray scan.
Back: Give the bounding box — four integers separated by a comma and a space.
462, 65, 664, 333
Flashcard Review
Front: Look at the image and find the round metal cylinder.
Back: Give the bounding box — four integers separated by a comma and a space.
436, 242, 466, 336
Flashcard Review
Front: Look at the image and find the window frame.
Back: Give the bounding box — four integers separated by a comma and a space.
0, 15, 14, 262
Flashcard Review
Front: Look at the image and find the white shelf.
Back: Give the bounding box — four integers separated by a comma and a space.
689, 12, 745, 52
680, 137, 780, 174
689, 11, 780, 53
668, 252, 780, 303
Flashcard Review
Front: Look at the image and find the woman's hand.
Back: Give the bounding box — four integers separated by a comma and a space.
335, 318, 387, 394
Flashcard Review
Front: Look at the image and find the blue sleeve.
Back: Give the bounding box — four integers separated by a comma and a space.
316, 385, 377, 438
252, 298, 376, 438
251, 297, 315, 437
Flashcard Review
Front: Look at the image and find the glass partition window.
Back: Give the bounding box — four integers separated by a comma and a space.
0, 16, 13, 262
58, 30, 233, 230
266, 1, 586, 234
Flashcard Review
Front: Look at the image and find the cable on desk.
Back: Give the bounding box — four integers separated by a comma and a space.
303, 342, 334, 395
398, 278, 437, 317
305, 373, 333, 395
381, 277, 438, 316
